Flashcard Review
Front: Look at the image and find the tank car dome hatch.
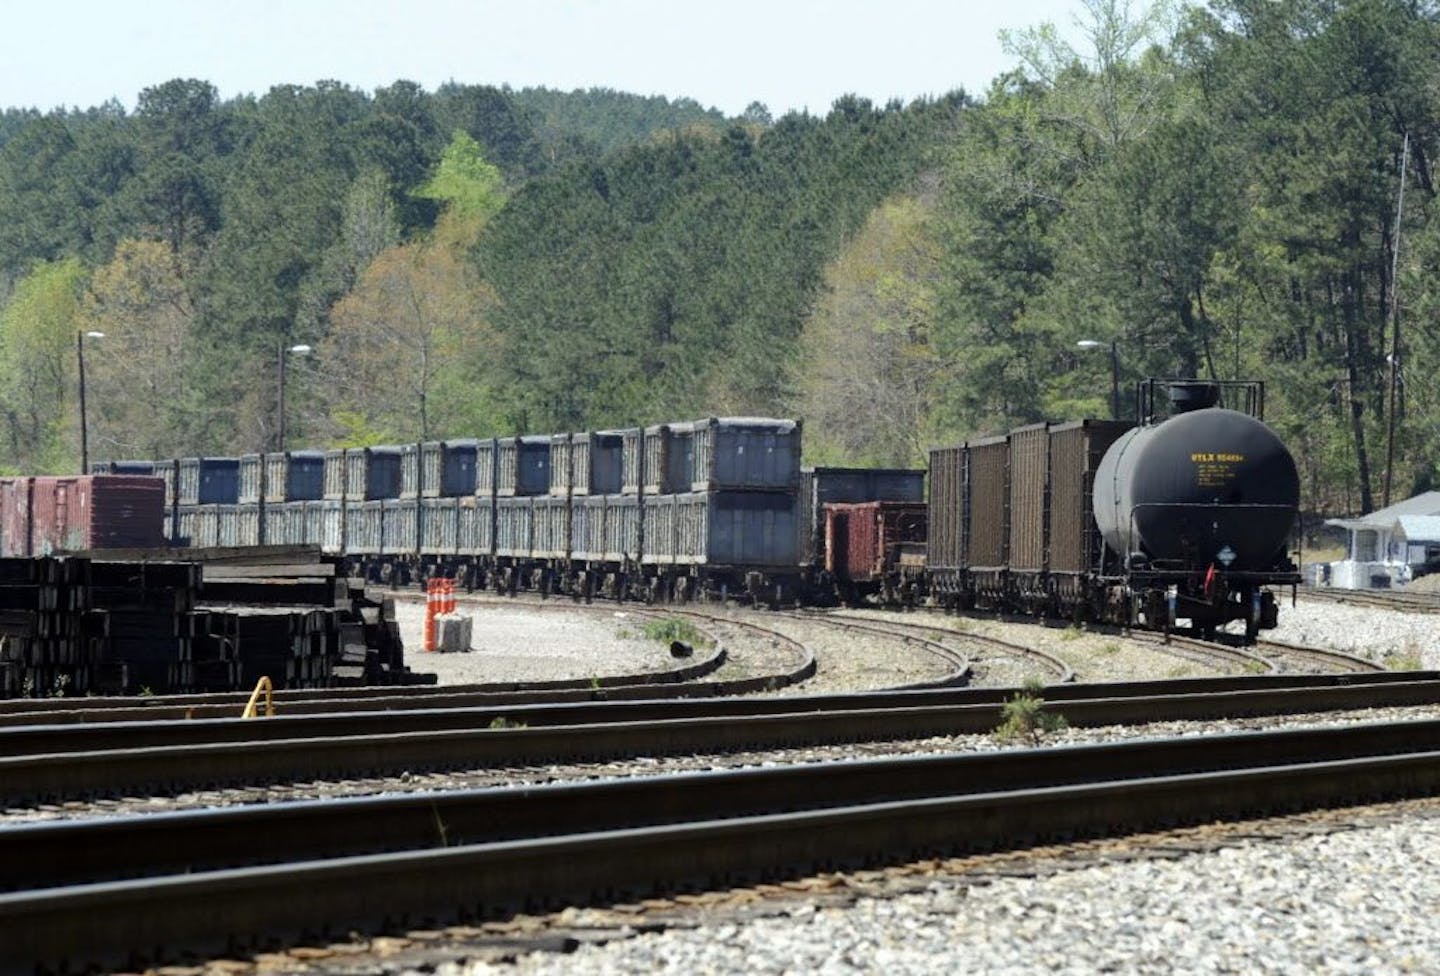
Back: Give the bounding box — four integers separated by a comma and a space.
1092, 405, 1299, 573
1167, 382, 1221, 413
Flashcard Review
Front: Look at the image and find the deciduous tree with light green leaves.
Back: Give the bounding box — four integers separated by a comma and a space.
0, 258, 87, 473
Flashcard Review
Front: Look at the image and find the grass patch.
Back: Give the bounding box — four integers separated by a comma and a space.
1061, 625, 1084, 641
994, 678, 1069, 746
1099, 642, 1120, 655
641, 617, 711, 648
1385, 643, 1424, 671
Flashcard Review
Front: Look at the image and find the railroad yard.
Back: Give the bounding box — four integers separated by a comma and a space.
0, 590, 1437, 974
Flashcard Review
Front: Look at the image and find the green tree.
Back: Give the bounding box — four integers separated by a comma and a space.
0, 258, 87, 472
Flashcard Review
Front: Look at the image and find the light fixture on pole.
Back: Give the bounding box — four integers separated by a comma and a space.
1077, 338, 1120, 420
77, 330, 106, 473
277, 343, 313, 451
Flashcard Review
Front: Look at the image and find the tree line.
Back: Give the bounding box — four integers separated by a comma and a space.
1, 0, 1437, 519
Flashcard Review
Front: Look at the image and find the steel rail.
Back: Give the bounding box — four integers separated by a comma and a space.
7, 678, 1440, 804
742, 612, 974, 689
1254, 637, 1385, 674
812, 609, 1075, 681
5, 718, 1440, 894
9, 728, 1440, 972
8, 670, 1440, 756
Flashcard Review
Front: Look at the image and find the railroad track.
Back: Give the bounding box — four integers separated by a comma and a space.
1299, 585, 1440, 614
7, 672, 1440, 806
1255, 637, 1384, 674
804, 608, 1074, 682
10, 718, 1440, 971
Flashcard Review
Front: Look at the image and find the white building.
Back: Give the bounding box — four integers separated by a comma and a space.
1321, 491, 1440, 588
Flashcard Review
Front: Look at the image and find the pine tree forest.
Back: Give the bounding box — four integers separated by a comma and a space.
1, 0, 1438, 523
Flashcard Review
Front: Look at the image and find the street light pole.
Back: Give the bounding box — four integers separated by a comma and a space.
276, 343, 313, 451
1077, 338, 1121, 420
77, 330, 105, 473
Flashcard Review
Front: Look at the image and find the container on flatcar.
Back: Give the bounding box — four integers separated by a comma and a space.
457, 495, 495, 556
177, 457, 240, 505
623, 425, 690, 495
2, 475, 167, 555
381, 499, 418, 555
571, 495, 608, 562
420, 497, 459, 554
689, 417, 801, 493
551, 431, 625, 497
321, 499, 345, 554
533, 495, 572, 560
800, 466, 926, 568
605, 493, 641, 562
345, 447, 403, 502
177, 504, 219, 548
497, 436, 551, 497
263, 450, 325, 502
421, 439, 482, 498
663, 491, 799, 567
495, 496, 535, 557
345, 500, 384, 552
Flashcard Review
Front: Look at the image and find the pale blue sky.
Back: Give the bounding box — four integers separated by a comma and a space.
3, 1, 1088, 116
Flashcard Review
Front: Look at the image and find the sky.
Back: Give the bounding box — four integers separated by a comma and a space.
2, 0, 1089, 117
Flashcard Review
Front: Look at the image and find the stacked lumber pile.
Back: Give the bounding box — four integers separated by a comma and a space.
0, 546, 429, 698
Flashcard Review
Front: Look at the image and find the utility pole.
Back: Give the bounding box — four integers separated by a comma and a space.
1383, 132, 1410, 509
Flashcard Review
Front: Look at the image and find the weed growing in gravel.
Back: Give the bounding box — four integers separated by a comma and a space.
1061, 625, 1084, 641
1100, 642, 1120, 655
1385, 644, 1424, 671
1245, 659, 1268, 674
487, 717, 527, 730
642, 617, 711, 648
994, 678, 1068, 746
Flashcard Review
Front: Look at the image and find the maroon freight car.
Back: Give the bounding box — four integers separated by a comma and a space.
0, 475, 167, 556
824, 500, 928, 604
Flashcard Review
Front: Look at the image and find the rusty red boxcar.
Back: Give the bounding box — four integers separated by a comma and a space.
824, 500, 928, 604
0, 475, 167, 556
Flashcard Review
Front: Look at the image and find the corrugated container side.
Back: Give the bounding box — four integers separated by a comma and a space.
238, 455, 264, 505
182, 458, 240, 505
457, 497, 496, 556
323, 450, 347, 500
639, 425, 674, 495
495, 497, 534, 557
571, 495, 607, 561
177, 505, 218, 549
926, 447, 967, 571
673, 491, 797, 566
321, 500, 345, 554
604, 494, 640, 562
264, 501, 300, 546
474, 439, 498, 497
621, 428, 646, 495
1049, 420, 1132, 574
0, 478, 29, 555
155, 460, 178, 508
421, 442, 444, 497
177, 458, 199, 504
549, 433, 573, 497
263, 453, 288, 503
642, 494, 677, 564
345, 500, 384, 553
967, 436, 1009, 569
834, 501, 927, 581
299, 501, 325, 548
691, 418, 801, 492
381, 499, 418, 554
420, 497, 459, 553
399, 443, 422, 499
215, 505, 239, 547
1008, 424, 1050, 572
533, 495, 571, 558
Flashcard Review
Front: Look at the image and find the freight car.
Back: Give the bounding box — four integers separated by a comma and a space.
926, 379, 1300, 638
82, 377, 1300, 639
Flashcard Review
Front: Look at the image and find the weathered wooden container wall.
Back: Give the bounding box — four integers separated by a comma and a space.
497, 437, 551, 497
671, 492, 798, 567
420, 497, 459, 553
966, 436, 1009, 570
926, 446, 967, 572
1048, 420, 1131, 575
495, 497, 535, 557
1007, 424, 1050, 573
